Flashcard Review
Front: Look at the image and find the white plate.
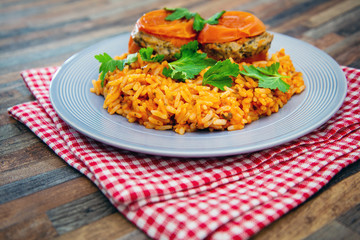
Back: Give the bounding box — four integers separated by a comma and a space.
50, 32, 347, 158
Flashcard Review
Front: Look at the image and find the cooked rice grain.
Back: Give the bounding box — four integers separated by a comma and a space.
90, 49, 305, 134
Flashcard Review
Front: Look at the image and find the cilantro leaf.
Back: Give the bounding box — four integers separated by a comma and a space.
202, 59, 239, 90
193, 10, 226, 31
139, 47, 164, 62
164, 7, 196, 20
94, 52, 113, 64
162, 40, 216, 81
171, 38, 197, 54
125, 53, 138, 64
239, 65, 265, 79
239, 63, 290, 93
193, 13, 206, 32
205, 10, 225, 25
165, 8, 225, 31
258, 75, 290, 93
162, 67, 187, 80
192, 11, 225, 31
95, 52, 138, 87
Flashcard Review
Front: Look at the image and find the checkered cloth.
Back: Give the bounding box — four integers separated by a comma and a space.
8, 66, 360, 240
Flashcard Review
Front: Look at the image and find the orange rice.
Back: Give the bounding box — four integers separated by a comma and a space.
90, 49, 305, 134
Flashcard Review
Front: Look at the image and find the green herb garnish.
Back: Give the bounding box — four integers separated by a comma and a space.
162, 40, 216, 81
164, 7, 196, 20
139, 47, 164, 62
239, 62, 290, 93
202, 59, 239, 90
95, 47, 290, 92
192, 11, 225, 31
95, 52, 138, 87
164, 7, 225, 31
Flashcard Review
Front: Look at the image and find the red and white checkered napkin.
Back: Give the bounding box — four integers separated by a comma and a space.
8, 66, 360, 239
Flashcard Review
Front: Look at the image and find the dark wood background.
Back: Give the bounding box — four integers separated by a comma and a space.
1, 0, 359, 239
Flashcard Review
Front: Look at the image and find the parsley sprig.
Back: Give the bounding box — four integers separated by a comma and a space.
164, 7, 225, 31
202, 59, 239, 90
162, 40, 216, 81
164, 7, 195, 20
139, 47, 165, 62
239, 63, 290, 92
95, 47, 290, 93
95, 52, 138, 87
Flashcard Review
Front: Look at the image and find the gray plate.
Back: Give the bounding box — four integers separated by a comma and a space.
50, 32, 347, 158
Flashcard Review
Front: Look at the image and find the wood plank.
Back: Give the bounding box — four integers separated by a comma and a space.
0, 132, 41, 157
0, 157, 65, 186
0, 123, 23, 141
337, 204, 360, 235
265, 0, 330, 27
23, 0, 101, 28
0, 55, 64, 76
0, 88, 33, 112
119, 229, 151, 240
0, 0, 70, 12
0, 71, 23, 86
0, 114, 18, 128
305, 0, 360, 27
269, 0, 341, 34
0, 167, 82, 204
0, 25, 132, 73
349, 59, 360, 69
335, 45, 360, 68
47, 191, 118, 235
250, 0, 303, 21
0, 1, 139, 51
0, 213, 58, 240
187, 0, 250, 18
252, 168, 360, 240
325, 31, 360, 57
87, 0, 160, 21
303, 6, 360, 39
0, 0, 242, 54
336, 18, 360, 38
303, 32, 343, 50
0, 0, 75, 32
0, 177, 98, 230
55, 213, 137, 240
304, 220, 360, 240
0, 140, 60, 173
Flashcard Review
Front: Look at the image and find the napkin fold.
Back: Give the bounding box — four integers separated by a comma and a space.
8, 66, 360, 240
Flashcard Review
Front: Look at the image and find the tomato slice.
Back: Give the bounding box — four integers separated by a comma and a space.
198, 11, 266, 44
128, 36, 141, 53
136, 9, 197, 39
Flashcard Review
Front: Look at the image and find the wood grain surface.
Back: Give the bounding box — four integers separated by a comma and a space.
1, 0, 359, 239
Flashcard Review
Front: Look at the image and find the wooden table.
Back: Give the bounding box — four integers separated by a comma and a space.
1, 0, 359, 239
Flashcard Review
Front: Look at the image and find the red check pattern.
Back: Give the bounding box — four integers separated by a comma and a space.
8, 66, 360, 240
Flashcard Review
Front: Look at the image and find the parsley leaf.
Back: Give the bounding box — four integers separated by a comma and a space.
139, 47, 164, 62
206, 10, 226, 25
164, 7, 196, 20
239, 63, 290, 93
162, 40, 216, 81
193, 10, 226, 31
126, 53, 138, 64
165, 8, 225, 31
202, 59, 239, 90
192, 13, 206, 32
95, 52, 138, 87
